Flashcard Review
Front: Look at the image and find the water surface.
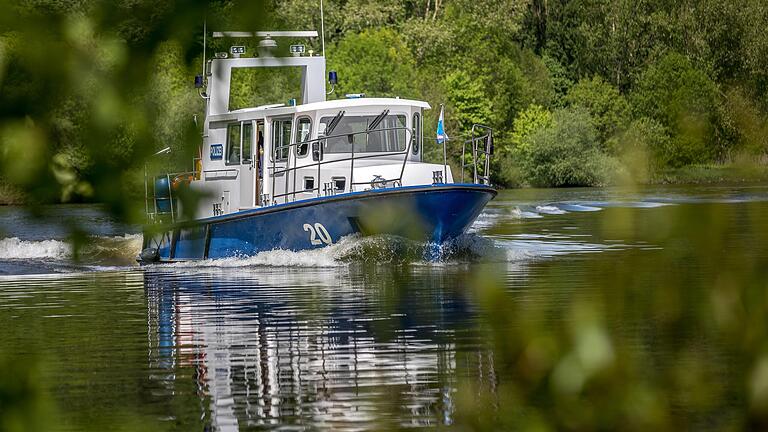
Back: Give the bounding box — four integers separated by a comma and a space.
1, 184, 767, 430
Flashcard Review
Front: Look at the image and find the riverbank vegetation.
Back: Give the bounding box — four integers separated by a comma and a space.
1, 1, 768, 207
288, 0, 768, 188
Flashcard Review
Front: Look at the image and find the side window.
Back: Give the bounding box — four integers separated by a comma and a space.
271, 119, 292, 161
412, 112, 421, 155
296, 117, 312, 157
256, 121, 264, 172
226, 123, 241, 165
242, 122, 253, 163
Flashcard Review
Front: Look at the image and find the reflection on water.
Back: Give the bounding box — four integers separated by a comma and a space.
2, 184, 768, 429
144, 267, 482, 429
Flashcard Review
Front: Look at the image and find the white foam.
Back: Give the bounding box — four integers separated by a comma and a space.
0, 237, 71, 259
0, 234, 143, 262
560, 204, 603, 212
165, 235, 364, 269
83, 234, 143, 264
585, 201, 672, 209
205, 248, 343, 268
468, 212, 500, 231
159, 232, 541, 268
511, 207, 543, 219
536, 205, 567, 215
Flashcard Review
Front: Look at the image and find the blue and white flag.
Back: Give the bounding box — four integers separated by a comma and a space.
436, 104, 448, 144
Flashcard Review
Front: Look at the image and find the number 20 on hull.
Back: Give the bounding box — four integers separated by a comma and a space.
303, 223, 333, 246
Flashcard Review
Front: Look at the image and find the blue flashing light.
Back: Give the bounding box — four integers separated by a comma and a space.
345, 93, 365, 99
328, 71, 338, 84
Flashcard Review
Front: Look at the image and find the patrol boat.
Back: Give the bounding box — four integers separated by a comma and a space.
139, 31, 496, 263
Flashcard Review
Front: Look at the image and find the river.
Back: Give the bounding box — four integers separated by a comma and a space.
1, 184, 767, 430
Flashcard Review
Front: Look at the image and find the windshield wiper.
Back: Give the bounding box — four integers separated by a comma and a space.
367, 109, 390, 131
325, 110, 345, 135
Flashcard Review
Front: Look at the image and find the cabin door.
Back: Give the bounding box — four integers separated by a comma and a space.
238, 120, 254, 208
255, 120, 264, 205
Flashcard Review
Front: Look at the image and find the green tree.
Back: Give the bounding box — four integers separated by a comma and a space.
148, 41, 201, 171
718, 87, 768, 160
274, 0, 406, 45
442, 70, 493, 134
542, 54, 573, 106
492, 104, 552, 187
607, 117, 670, 182
632, 52, 720, 167
510, 104, 553, 156
328, 28, 418, 98
520, 107, 620, 187
565, 76, 630, 146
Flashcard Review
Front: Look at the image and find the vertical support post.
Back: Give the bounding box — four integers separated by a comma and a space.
283, 139, 289, 201
271, 127, 276, 205
167, 173, 175, 223
143, 164, 149, 221
484, 130, 492, 185
440, 104, 447, 184
460, 140, 465, 183
472, 129, 478, 184
398, 127, 413, 183
442, 139, 448, 184
350, 133, 357, 192
292, 147, 297, 202
202, 20, 206, 79
152, 175, 158, 217
317, 142, 321, 197
320, 0, 326, 57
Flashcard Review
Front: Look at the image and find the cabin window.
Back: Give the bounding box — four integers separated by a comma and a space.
332, 176, 346, 192
271, 118, 292, 161
296, 117, 312, 157
412, 113, 421, 155
242, 122, 253, 163
304, 176, 315, 191
319, 114, 406, 154
226, 123, 241, 165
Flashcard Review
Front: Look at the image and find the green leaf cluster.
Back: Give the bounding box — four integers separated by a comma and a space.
519, 107, 621, 187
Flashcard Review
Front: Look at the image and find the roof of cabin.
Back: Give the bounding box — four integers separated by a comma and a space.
227, 97, 431, 117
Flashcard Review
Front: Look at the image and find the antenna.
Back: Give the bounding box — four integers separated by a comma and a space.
320, 0, 326, 57
202, 20, 206, 77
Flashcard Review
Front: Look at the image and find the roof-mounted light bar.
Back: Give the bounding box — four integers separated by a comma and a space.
212, 31, 319, 38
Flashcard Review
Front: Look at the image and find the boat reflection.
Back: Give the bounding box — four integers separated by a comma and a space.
143, 266, 494, 429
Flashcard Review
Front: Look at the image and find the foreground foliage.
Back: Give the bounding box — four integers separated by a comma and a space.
1, 2, 768, 430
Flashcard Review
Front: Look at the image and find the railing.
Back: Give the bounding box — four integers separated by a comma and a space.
461, 124, 493, 185
267, 126, 415, 205
143, 170, 198, 224
143, 123, 495, 223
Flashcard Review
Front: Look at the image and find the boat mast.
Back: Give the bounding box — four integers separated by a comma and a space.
202, 20, 206, 79
320, 0, 326, 57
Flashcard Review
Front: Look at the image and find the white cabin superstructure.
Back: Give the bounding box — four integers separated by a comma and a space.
185, 32, 453, 220
140, 30, 495, 263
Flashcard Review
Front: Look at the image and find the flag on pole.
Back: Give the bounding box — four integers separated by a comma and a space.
436, 104, 448, 144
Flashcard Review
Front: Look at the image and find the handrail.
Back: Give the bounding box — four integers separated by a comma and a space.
143, 122, 495, 223
461, 124, 493, 185
268, 126, 413, 203
143, 170, 196, 224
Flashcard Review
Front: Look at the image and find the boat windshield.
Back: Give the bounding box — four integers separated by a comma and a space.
320, 114, 406, 153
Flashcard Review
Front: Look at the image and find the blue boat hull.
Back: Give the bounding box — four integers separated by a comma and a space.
142, 184, 496, 262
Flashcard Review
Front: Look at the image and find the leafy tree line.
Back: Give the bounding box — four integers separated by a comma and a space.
275, 0, 768, 187
0, 0, 268, 210
2, 0, 768, 210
